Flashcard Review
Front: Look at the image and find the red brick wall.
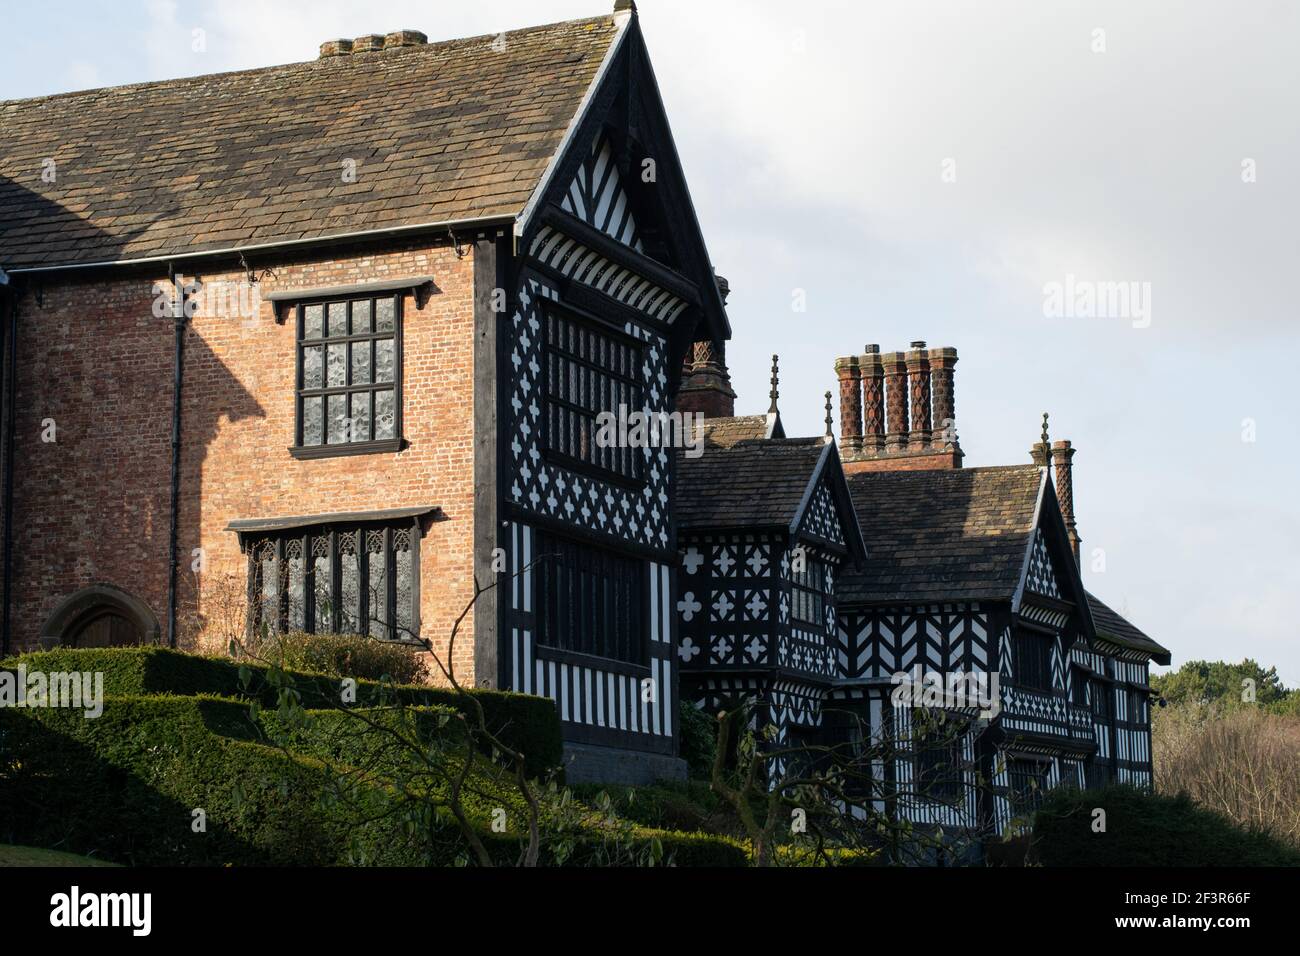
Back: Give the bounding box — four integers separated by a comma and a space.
842, 450, 963, 474
7, 239, 481, 683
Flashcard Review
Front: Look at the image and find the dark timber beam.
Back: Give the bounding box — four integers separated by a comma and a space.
538, 204, 700, 306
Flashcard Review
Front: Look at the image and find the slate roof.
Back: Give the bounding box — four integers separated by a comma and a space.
1086, 591, 1171, 665
0, 15, 620, 270
676, 437, 830, 531
838, 464, 1044, 605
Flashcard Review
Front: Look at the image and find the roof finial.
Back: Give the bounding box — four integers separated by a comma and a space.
824, 391, 834, 437
1030, 411, 1054, 469
768, 354, 780, 414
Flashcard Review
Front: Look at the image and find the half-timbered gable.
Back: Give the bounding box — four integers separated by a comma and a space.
834, 461, 1169, 834
835, 465, 1043, 833
674, 435, 865, 774
495, 6, 732, 777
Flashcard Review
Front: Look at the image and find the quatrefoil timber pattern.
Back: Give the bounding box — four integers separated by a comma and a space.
506, 276, 671, 550
676, 533, 778, 669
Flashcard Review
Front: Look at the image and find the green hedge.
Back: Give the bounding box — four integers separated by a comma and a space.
0, 695, 746, 867
252, 631, 426, 684
0, 695, 417, 865
2, 647, 561, 778
1031, 785, 1300, 866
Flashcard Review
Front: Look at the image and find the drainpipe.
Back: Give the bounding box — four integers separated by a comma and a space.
166, 267, 189, 648
1, 268, 16, 656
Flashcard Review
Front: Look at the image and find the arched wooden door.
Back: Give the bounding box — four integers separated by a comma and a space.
66, 609, 144, 648
40, 585, 162, 650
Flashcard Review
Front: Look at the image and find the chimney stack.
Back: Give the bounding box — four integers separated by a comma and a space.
1053, 440, 1081, 565
883, 351, 910, 454
676, 339, 736, 418
906, 340, 932, 448
320, 29, 427, 58
834, 355, 863, 453
675, 274, 736, 419
835, 342, 960, 473
929, 347, 958, 449
862, 345, 885, 455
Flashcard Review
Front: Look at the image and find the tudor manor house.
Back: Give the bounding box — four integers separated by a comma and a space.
0, 4, 1169, 835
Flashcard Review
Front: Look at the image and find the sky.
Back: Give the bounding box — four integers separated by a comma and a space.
3, 0, 1297, 683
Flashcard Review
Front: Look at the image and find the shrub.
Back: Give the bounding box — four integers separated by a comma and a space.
3, 647, 562, 778
0, 695, 418, 865
252, 631, 425, 684
572, 780, 736, 836
1031, 784, 1300, 866
1153, 703, 1300, 848
0, 695, 746, 867
678, 701, 717, 779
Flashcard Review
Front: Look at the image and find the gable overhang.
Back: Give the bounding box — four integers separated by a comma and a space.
515, 9, 635, 244
790, 440, 868, 562
1095, 635, 1170, 666
516, 14, 730, 351
1012, 468, 1097, 638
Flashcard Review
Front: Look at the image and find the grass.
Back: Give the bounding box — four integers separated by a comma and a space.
0, 844, 122, 867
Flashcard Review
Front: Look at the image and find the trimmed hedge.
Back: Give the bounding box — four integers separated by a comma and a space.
1031, 785, 1300, 866
252, 631, 426, 684
0, 695, 417, 865
2, 647, 561, 778
0, 695, 747, 866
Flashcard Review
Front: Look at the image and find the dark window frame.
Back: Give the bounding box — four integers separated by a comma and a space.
1011, 628, 1053, 692
913, 711, 966, 804
1007, 756, 1051, 816
1071, 667, 1089, 707
1089, 677, 1113, 719
533, 531, 647, 666
247, 516, 421, 643
791, 553, 829, 626
540, 300, 647, 489
1127, 687, 1146, 725
290, 293, 405, 460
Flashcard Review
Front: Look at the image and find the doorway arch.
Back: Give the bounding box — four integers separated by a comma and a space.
39, 585, 162, 650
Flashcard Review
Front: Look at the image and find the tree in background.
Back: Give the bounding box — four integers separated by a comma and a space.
1151, 659, 1300, 849
1152, 658, 1297, 713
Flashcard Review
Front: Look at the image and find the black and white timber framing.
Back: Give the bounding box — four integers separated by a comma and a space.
478, 10, 1169, 806
493, 13, 729, 765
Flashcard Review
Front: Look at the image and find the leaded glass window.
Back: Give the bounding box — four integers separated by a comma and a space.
295, 294, 402, 455
791, 554, 829, 625
543, 306, 644, 483
248, 518, 419, 641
